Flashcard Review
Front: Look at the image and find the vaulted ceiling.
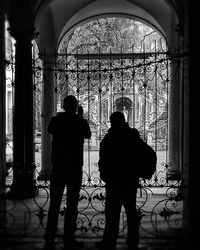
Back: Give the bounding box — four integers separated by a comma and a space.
5, 0, 187, 53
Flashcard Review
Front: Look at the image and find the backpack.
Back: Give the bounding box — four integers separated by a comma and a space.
137, 139, 157, 179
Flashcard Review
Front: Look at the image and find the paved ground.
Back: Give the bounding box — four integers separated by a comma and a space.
3, 150, 187, 250
0, 237, 192, 250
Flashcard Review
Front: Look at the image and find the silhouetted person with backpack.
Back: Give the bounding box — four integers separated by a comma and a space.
45, 95, 91, 249
97, 111, 141, 250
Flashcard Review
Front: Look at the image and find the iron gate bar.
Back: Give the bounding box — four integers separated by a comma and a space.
36, 51, 187, 58
74, 52, 161, 60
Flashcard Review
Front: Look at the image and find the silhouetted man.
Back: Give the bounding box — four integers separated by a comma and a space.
97, 111, 141, 250
45, 95, 91, 249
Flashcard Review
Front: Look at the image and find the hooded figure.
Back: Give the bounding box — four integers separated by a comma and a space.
98, 111, 141, 250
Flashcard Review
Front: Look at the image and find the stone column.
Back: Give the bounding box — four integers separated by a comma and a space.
167, 58, 181, 180
0, 0, 6, 194
182, 48, 189, 230
37, 54, 56, 180
0, 5, 7, 231
8, 28, 37, 198
179, 3, 190, 234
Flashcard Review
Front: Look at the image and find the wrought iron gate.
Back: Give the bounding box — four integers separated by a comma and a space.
33, 48, 185, 239
3, 45, 187, 241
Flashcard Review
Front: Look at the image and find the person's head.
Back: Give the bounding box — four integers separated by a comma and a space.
110, 111, 126, 129
63, 95, 78, 113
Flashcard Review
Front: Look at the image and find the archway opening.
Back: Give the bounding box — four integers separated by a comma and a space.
4, 16, 186, 240
35, 17, 182, 238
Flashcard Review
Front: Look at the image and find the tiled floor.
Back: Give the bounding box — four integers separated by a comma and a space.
0, 237, 192, 250
0, 173, 188, 250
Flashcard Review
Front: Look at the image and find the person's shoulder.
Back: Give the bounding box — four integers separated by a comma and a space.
100, 131, 110, 143
50, 115, 57, 122
53, 112, 65, 120
57, 111, 66, 116
51, 112, 64, 118
129, 127, 140, 138
128, 128, 141, 141
132, 127, 140, 134
50, 112, 68, 125
77, 115, 90, 124
81, 116, 88, 122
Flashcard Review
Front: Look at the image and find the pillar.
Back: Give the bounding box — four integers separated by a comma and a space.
0, 1, 6, 228
7, 28, 37, 198
181, 45, 189, 230
37, 54, 56, 180
167, 58, 181, 180
180, 0, 190, 239
0, 0, 6, 194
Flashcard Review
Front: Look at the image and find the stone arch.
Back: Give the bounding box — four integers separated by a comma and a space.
35, 0, 179, 54
57, 13, 167, 52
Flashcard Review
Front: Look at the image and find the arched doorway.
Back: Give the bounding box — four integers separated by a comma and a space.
35, 17, 183, 238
